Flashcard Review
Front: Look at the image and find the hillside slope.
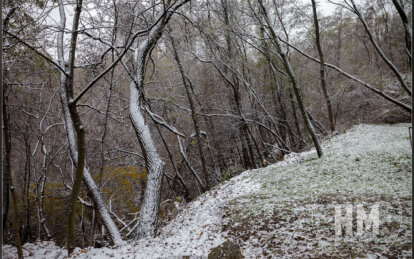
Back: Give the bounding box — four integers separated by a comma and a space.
3, 123, 412, 258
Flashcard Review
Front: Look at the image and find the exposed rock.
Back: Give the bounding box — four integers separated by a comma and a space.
208, 241, 243, 259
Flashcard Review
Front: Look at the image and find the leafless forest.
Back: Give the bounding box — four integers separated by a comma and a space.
2, 0, 411, 256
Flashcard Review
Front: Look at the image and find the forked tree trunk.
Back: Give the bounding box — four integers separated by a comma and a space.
128, 0, 189, 238
130, 80, 164, 238
57, 0, 123, 249
130, 15, 168, 240
127, 27, 169, 234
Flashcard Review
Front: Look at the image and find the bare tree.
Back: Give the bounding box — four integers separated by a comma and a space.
348, 0, 411, 95
391, 0, 412, 63
3, 1, 23, 257
3, 90, 23, 259
281, 39, 412, 112
168, 29, 210, 190
311, 0, 335, 132
256, 0, 323, 157
127, 0, 190, 239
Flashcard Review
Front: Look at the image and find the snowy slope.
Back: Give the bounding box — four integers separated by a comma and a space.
2, 123, 412, 258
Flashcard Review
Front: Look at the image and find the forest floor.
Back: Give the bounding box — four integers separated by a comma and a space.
2, 123, 412, 258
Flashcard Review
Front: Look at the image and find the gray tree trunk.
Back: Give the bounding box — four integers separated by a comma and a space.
311, 0, 335, 132
257, 0, 323, 157
169, 31, 210, 190
2, 161, 9, 231
129, 1, 189, 238
350, 0, 411, 96
57, 0, 123, 248
391, 0, 411, 64
3, 95, 23, 259
130, 9, 169, 239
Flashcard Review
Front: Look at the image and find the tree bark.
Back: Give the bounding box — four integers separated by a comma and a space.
350, 0, 411, 96
3, 161, 9, 232
169, 31, 210, 190
281, 38, 411, 112
59, 0, 87, 254
3, 93, 23, 259
126, 0, 189, 239
57, 1, 123, 250
130, 79, 164, 238
391, 0, 411, 64
257, 0, 323, 157
311, 0, 335, 132
2, 3, 23, 255
130, 7, 168, 239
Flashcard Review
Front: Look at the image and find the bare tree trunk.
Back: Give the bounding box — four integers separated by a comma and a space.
282, 39, 411, 112
259, 28, 294, 150
127, 0, 189, 239
130, 79, 164, 238
37, 143, 51, 239
3, 161, 9, 231
311, 0, 335, 132
155, 123, 190, 199
56, 1, 123, 250
350, 0, 411, 96
3, 93, 23, 259
257, 0, 323, 157
246, 124, 264, 165
22, 136, 32, 243
61, 1, 87, 253
129, 30, 165, 239
3, 3, 23, 254
391, 0, 411, 65
177, 136, 205, 192
169, 31, 210, 190
289, 90, 302, 142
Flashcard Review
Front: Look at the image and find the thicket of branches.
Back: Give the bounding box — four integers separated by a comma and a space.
2, 0, 411, 255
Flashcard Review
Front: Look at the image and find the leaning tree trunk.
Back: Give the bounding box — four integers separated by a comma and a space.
129, 0, 190, 238
311, 0, 335, 132
257, 0, 323, 157
391, 0, 411, 66
130, 30, 166, 238
57, 0, 123, 249
349, 0, 411, 96
59, 81, 123, 247
130, 58, 164, 238
169, 31, 210, 190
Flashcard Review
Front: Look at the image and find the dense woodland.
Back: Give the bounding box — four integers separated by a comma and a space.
2, 0, 412, 256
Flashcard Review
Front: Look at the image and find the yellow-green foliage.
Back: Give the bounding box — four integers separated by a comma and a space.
99, 165, 148, 213
43, 182, 67, 213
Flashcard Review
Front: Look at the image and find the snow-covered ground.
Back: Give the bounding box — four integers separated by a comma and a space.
224, 123, 412, 258
3, 123, 412, 258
